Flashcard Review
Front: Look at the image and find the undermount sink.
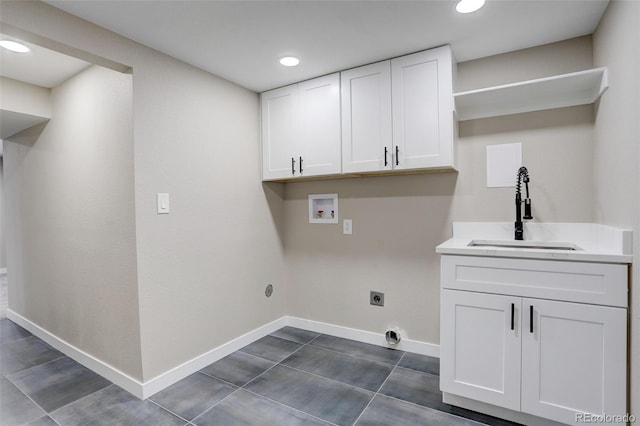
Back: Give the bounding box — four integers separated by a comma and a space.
468, 239, 582, 251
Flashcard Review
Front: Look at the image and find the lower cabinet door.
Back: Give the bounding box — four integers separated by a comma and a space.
440, 290, 522, 411
521, 298, 627, 424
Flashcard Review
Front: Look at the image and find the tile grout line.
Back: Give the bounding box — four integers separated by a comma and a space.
240, 331, 406, 425
147, 397, 195, 424
275, 363, 380, 394
307, 339, 404, 366
243, 333, 342, 426
350, 350, 408, 425
236, 332, 411, 425
47, 383, 115, 418
240, 333, 320, 388
306, 341, 402, 367
4, 358, 94, 420
242, 387, 339, 426
190, 334, 322, 424
264, 329, 405, 367
376, 393, 493, 426
393, 363, 440, 378
1, 322, 65, 425
4, 325, 446, 426
182, 373, 243, 424
4, 352, 68, 379
1, 373, 52, 424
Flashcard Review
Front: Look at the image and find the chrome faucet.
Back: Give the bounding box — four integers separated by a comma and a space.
515, 166, 533, 240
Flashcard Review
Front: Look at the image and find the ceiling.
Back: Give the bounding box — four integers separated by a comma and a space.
41, 0, 610, 93
0, 35, 91, 142
0, 34, 91, 88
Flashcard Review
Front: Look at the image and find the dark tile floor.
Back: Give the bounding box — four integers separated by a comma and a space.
0, 319, 520, 426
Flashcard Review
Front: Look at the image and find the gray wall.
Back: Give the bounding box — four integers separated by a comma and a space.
593, 0, 640, 414
4, 65, 142, 378
2, 2, 637, 412
285, 36, 595, 346
0, 155, 5, 270
1, 0, 287, 382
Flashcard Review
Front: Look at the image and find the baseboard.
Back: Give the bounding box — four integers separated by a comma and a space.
141, 316, 287, 399
7, 310, 288, 399
284, 316, 440, 357
6, 312, 439, 400
7, 310, 145, 398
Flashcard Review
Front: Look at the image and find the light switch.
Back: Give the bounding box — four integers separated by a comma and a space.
343, 219, 352, 235
157, 193, 170, 214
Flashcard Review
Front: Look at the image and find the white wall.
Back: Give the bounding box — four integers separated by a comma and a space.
0, 155, 4, 269
0, 0, 287, 382
0, 76, 51, 118
131, 46, 287, 379
285, 37, 595, 346
593, 0, 640, 414
3, 65, 142, 378
3, 1, 634, 410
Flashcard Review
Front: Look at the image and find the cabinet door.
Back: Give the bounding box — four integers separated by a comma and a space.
521, 299, 627, 424
391, 46, 454, 170
341, 61, 392, 173
440, 290, 521, 411
298, 73, 341, 176
261, 84, 298, 180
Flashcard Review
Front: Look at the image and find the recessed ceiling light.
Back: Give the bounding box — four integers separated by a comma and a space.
279, 56, 300, 67
456, 0, 485, 14
0, 40, 30, 53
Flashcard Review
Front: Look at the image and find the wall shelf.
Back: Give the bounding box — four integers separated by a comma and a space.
454, 67, 608, 121
308, 194, 338, 224
1, 109, 50, 139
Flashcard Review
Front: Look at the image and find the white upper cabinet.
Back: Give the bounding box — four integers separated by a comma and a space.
392, 47, 455, 170
261, 45, 456, 181
341, 45, 455, 174
298, 74, 342, 177
341, 61, 392, 173
261, 73, 340, 180
261, 84, 299, 180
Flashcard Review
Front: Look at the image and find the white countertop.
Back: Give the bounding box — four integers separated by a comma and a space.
436, 222, 633, 264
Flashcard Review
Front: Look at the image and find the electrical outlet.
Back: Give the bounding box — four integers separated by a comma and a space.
370, 291, 384, 307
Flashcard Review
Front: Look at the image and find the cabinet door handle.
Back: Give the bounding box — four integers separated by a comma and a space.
299, 156, 303, 174
511, 303, 515, 331
384, 147, 388, 167
291, 157, 296, 175
529, 305, 534, 333
395, 146, 399, 166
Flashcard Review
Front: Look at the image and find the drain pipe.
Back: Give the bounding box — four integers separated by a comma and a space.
385, 328, 401, 346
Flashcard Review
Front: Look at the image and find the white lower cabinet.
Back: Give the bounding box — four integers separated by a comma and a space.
441, 290, 522, 410
521, 298, 626, 423
440, 256, 628, 425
